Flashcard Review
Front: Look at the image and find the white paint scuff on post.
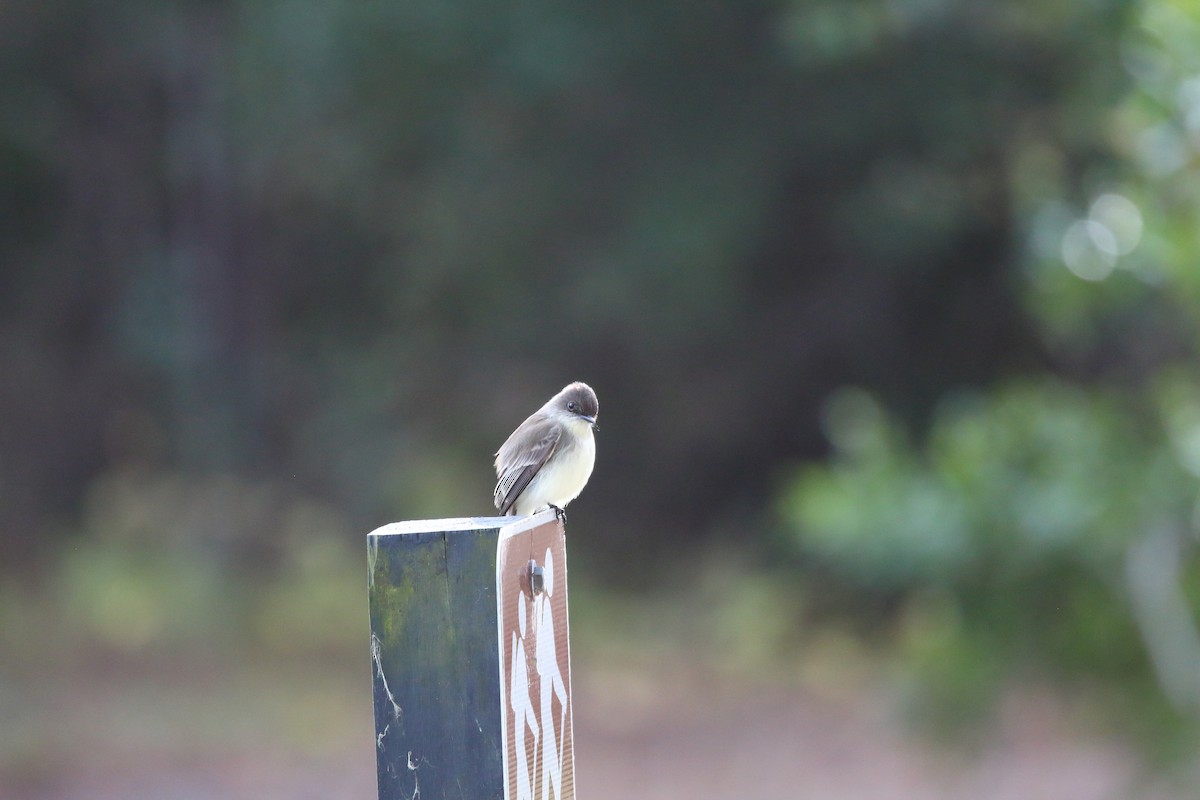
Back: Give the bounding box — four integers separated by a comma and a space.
372, 633, 403, 728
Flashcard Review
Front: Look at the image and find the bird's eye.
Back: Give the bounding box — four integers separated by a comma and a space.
567, 401, 577, 411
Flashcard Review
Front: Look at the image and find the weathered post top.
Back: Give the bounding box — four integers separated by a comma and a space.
367, 509, 576, 800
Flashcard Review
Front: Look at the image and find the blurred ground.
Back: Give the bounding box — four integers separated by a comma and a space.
4, 652, 1192, 800
577, 668, 1172, 800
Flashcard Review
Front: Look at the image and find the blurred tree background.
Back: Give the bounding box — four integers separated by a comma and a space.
3, 0, 1200, 795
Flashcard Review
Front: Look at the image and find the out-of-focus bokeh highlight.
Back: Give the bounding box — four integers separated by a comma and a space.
3, 0, 1200, 797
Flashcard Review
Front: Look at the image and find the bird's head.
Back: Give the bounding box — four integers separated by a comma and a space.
554, 381, 599, 431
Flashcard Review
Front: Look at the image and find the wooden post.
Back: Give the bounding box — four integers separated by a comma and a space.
368, 509, 576, 800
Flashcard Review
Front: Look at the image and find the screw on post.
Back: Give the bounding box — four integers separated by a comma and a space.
527, 559, 544, 596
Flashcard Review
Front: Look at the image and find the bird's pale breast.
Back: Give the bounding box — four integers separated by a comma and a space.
514, 422, 595, 515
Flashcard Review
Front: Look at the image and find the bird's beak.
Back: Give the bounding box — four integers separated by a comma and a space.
581, 415, 597, 431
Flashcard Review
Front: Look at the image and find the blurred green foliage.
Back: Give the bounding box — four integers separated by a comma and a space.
782, 381, 1200, 745
0, 468, 365, 677
781, 0, 1200, 753
0, 0, 1137, 556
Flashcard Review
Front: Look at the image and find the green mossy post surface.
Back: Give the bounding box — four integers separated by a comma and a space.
367, 518, 509, 800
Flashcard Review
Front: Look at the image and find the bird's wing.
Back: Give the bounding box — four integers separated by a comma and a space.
494, 419, 561, 515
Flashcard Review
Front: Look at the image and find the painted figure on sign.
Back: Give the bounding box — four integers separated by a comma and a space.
535, 549, 569, 800
511, 590, 539, 800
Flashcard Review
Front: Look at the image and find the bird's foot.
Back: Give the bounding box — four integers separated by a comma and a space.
550, 504, 567, 523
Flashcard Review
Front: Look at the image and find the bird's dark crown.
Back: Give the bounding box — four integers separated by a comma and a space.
558, 381, 598, 420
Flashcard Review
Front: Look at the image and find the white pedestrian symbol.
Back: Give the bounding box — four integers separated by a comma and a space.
534, 549, 569, 800
510, 590, 539, 800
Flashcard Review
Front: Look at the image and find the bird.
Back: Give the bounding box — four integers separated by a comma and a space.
494, 381, 599, 517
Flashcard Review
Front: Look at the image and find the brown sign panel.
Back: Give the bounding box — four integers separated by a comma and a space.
497, 516, 575, 800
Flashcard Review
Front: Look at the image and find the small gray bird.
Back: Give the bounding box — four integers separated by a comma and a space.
494, 381, 599, 516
